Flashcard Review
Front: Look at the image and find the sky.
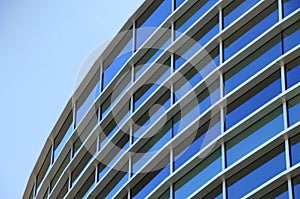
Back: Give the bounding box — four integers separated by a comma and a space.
0, 0, 144, 198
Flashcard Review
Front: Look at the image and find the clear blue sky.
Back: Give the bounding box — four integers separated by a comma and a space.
0, 0, 143, 198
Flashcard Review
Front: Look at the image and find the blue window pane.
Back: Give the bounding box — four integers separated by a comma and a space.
227, 145, 286, 199
288, 95, 300, 126
225, 71, 281, 130
76, 80, 100, 125
174, 149, 222, 199
223, 0, 260, 28
132, 164, 170, 199
261, 183, 288, 199
174, 114, 221, 170
226, 107, 284, 166
175, 0, 218, 39
136, 0, 172, 49
175, 0, 185, 9
286, 57, 300, 89
175, 14, 219, 70
133, 91, 171, 142
103, 35, 133, 89
132, 122, 172, 174
290, 134, 300, 166
283, 0, 300, 17
223, 2, 278, 61
283, 21, 300, 53
174, 47, 219, 101
225, 34, 282, 94
293, 175, 300, 199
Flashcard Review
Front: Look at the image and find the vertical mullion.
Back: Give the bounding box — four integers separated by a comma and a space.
278, 0, 283, 21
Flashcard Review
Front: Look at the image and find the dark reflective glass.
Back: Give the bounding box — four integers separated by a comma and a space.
290, 133, 300, 166
226, 107, 284, 166
50, 151, 70, 192
174, 149, 222, 199
175, 14, 219, 70
224, 34, 282, 94
174, 47, 219, 101
288, 94, 300, 126
293, 175, 300, 198
260, 183, 288, 199
136, 0, 172, 49
286, 57, 300, 89
203, 185, 223, 199
132, 161, 170, 199
225, 71, 281, 130
223, 2, 278, 61
78, 171, 95, 199
283, 20, 300, 53
36, 148, 51, 190
175, 0, 218, 38
283, 0, 300, 17
174, 113, 221, 170
223, 0, 260, 28
158, 188, 170, 199
227, 145, 286, 199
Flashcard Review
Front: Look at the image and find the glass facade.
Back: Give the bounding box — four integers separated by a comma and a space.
25, 1, 300, 199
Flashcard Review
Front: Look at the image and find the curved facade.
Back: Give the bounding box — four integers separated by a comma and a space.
24, 0, 300, 198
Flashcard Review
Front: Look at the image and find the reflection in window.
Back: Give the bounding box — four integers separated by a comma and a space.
103, 30, 133, 89
260, 183, 288, 198
226, 107, 284, 166
286, 56, 300, 89
174, 149, 221, 199
132, 121, 171, 174
225, 70, 281, 130
290, 133, 300, 166
224, 34, 282, 94
175, 14, 219, 70
136, 0, 172, 49
223, 0, 260, 28
131, 158, 170, 199
133, 90, 171, 142
288, 94, 300, 126
283, 0, 300, 17
174, 47, 219, 101
175, 0, 218, 38
227, 144, 286, 199
283, 20, 300, 53
223, 2, 278, 61
174, 113, 221, 170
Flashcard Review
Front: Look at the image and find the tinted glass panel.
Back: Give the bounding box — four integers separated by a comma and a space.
224, 34, 282, 94
225, 71, 281, 130
226, 107, 284, 166
203, 185, 222, 199
174, 149, 222, 199
50, 151, 70, 191
288, 94, 300, 126
175, 0, 218, 38
260, 183, 288, 199
283, 0, 300, 17
227, 145, 286, 199
78, 171, 95, 199
36, 148, 51, 190
290, 133, 300, 166
293, 175, 300, 199
136, 0, 172, 49
223, 2, 278, 61
286, 57, 300, 89
223, 0, 260, 28
283, 21, 300, 53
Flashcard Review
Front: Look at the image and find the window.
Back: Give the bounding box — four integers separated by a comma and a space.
135, 0, 172, 49
283, 0, 300, 17
174, 14, 219, 70
260, 183, 288, 198
286, 56, 300, 89
223, 0, 260, 28
224, 34, 282, 94
174, 113, 221, 170
293, 175, 300, 198
223, 2, 278, 61
225, 70, 281, 130
36, 148, 51, 191
227, 144, 286, 199
290, 133, 300, 166
174, 47, 219, 101
283, 20, 300, 53
202, 185, 222, 199
78, 170, 95, 199
175, 0, 218, 39
288, 94, 300, 126
226, 107, 284, 166
175, 0, 185, 9
174, 149, 222, 199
